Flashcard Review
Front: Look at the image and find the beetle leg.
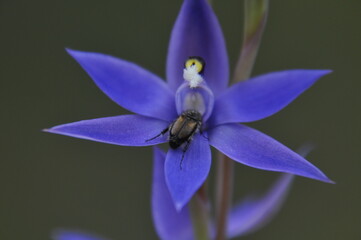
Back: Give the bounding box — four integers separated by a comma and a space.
145, 127, 169, 142
179, 125, 200, 169
180, 138, 192, 170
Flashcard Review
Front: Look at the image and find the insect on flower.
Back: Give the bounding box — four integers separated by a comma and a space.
147, 57, 206, 168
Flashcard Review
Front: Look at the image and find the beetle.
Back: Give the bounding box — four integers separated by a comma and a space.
146, 109, 202, 169
169, 109, 202, 149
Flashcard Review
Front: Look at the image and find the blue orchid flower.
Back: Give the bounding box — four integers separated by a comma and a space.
52, 147, 295, 240
46, 0, 332, 210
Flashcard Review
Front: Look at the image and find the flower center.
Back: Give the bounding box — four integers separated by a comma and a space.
175, 57, 214, 121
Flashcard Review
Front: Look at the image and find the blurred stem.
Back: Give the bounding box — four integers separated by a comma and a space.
190, 184, 210, 240
215, 1, 269, 240
215, 154, 234, 240
233, 0, 269, 83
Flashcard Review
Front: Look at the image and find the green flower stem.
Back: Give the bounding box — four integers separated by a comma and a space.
215, 1, 269, 240
233, 0, 269, 83
190, 184, 210, 240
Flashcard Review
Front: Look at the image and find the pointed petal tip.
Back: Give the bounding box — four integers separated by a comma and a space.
42, 124, 67, 134
303, 170, 334, 184
41, 124, 90, 141
289, 69, 332, 76
305, 69, 332, 80
323, 69, 333, 73
65, 48, 91, 61
42, 126, 61, 134
65, 48, 97, 65
42, 127, 67, 137
65, 47, 80, 55
316, 69, 333, 76
167, 181, 193, 212
304, 165, 334, 184
276, 163, 334, 184
295, 143, 334, 184
322, 177, 335, 184
175, 201, 186, 212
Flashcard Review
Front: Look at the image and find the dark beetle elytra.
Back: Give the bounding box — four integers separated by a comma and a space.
169, 110, 202, 149
146, 110, 202, 168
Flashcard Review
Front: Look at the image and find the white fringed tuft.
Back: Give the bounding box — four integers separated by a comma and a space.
183, 65, 204, 88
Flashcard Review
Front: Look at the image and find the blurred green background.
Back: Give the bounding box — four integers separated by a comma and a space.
1, 0, 360, 239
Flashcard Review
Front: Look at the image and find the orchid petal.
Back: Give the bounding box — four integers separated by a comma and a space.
45, 115, 169, 146
165, 133, 211, 211
210, 70, 331, 125
152, 147, 194, 240
67, 49, 177, 121
227, 174, 294, 238
52, 230, 108, 240
166, 0, 229, 95
208, 123, 332, 183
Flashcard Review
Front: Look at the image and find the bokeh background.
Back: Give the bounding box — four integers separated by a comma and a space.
1, 0, 360, 239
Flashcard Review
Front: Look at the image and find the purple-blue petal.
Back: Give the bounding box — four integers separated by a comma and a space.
208, 123, 332, 183
166, 0, 229, 95
152, 147, 194, 240
165, 133, 211, 211
45, 115, 169, 146
52, 230, 108, 240
210, 70, 332, 125
227, 174, 294, 238
67, 49, 177, 121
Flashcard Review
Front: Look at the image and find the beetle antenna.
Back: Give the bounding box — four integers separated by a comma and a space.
180, 139, 192, 170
